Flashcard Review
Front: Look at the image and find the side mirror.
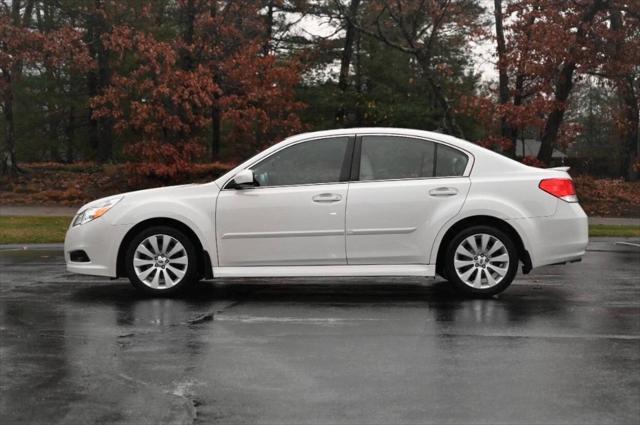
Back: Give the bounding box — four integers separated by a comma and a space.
230, 169, 255, 189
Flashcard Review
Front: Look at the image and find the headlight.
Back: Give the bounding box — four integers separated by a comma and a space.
73, 196, 123, 226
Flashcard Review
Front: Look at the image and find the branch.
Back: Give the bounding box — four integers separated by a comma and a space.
331, 0, 416, 54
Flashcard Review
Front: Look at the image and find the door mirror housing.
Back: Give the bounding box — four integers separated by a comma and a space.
230, 169, 255, 189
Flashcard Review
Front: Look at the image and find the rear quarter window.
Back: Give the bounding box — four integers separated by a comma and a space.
435, 144, 468, 177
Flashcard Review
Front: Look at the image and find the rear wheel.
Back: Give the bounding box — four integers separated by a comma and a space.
444, 225, 518, 297
125, 226, 198, 295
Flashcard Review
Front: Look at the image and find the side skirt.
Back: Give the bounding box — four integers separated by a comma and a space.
212, 264, 435, 278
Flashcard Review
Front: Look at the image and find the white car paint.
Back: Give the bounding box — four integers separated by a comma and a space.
65, 127, 588, 283
216, 183, 349, 266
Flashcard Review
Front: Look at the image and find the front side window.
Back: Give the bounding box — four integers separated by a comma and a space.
359, 135, 468, 181
251, 137, 350, 187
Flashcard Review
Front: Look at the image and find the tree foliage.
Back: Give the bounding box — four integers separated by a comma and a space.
466, 0, 639, 179
1, 0, 638, 181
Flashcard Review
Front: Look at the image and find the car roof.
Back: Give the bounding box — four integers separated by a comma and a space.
284, 127, 487, 155
215, 127, 532, 187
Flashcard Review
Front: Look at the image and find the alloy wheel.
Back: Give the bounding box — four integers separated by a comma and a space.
453, 233, 510, 289
132, 234, 188, 289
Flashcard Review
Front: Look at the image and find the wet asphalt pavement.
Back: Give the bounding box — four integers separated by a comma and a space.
1, 239, 639, 425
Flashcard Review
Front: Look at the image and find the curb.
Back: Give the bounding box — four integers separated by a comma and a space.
0, 243, 64, 251
589, 217, 640, 226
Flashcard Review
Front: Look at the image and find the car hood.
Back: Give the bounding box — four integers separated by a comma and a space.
76, 183, 206, 213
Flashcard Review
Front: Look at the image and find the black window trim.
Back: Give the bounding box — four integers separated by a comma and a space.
222, 134, 356, 190
350, 133, 473, 183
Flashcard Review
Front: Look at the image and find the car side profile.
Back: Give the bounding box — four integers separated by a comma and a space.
64, 128, 588, 297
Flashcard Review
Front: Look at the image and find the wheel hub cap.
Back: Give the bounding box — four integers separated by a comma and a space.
155, 255, 169, 268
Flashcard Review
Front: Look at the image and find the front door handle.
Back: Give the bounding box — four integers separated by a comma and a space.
312, 193, 343, 203
429, 187, 458, 197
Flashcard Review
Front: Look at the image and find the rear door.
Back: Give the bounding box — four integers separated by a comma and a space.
345, 134, 471, 264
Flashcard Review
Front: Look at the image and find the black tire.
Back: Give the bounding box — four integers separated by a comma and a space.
443, 225, 519, 297
125, 225, 199, 295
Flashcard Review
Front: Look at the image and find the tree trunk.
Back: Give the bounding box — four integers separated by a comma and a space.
538, 0, 605, 164
619, 77, 639, 181
1, 74, 18, 175
421, 63, 464, 138
86, 0, 112, 163
538, 62, 576, 163
65, 106, 76, 163
410, 47, 464, 138
210, 0, 223, 160
354, 28, 364, 126
211, 100, 221, 160
263, 0, 274, 55
335, 0, 361, 126
1, 0, 35, 175
494, 0, 515, 157
609, 7, 638, 181
181, 0, 196, 70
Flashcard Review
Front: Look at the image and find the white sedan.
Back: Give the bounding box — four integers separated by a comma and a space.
65, 128, 588, 297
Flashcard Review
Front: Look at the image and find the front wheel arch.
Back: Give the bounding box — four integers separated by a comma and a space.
435, 215, 531, 278
116, 218, 213, 280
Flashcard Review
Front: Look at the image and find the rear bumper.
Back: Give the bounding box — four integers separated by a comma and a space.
508, 202, 588, 269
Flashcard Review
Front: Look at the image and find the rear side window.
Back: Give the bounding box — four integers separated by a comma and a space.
251, 137, 350, 187
359, 136, 435, 180
359, 135, 467, 181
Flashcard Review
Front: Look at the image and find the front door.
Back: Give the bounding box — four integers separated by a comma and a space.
216, 136, 353, 267
346, 135, 471, 264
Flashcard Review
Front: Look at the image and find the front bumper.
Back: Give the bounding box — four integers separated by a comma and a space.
64, 218, 132, 278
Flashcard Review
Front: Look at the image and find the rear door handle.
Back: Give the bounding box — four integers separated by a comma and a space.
429, 187, 458, 197
312, 193, 343, 203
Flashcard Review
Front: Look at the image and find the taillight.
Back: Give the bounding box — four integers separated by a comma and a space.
539, 178, 578, 202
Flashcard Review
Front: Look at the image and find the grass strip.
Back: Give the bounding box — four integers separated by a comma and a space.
0, 216, 71, 244
588, 224, 640, 238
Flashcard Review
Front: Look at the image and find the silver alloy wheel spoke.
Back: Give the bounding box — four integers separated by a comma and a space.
137, 244, 155, 259
138, 266, 156, 281
490, 253, 509, 263
170, 255, 188, 265
487, 263, 508, 276
457, 244, 475, 259
454, 233, 509, 289
466, 236, 479, 254
485, 269, 497, 286
167, 264, 185, 278
454, 258, 474, 268
150, 269, 160, 288
161, 235, 171, 254
162, 269, 174, 287
480, 234, 490, 252
459, 267, 475, 282
472, 269, 482, 288
487, 242, 502, 256
133, 258, 155, 266
133, 234, 187, 290
148, 236, 161, 256
166, 243, 183, 258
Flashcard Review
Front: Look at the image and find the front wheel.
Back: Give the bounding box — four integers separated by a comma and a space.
125, 226, 199, 295
444, 226, 519, 297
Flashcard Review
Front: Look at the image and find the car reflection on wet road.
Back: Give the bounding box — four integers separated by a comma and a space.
1, 239, 639, 425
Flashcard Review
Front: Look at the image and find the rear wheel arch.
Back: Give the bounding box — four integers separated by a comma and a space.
116, 217, 213, 279
435, 215, 532, 277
